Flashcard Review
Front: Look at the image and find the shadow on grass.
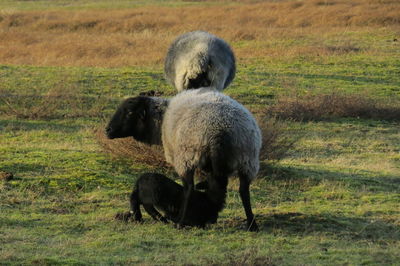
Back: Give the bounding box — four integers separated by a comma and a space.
0, 215, 92, 237
261, 163, 400, 193
285, 72, 397, 86
1, 162, 48, 176
0, 119, 83, 133
0, 216, 45, 229
259, 212, 400, 241
1, 159, 140, 193
220, 212, 399, 241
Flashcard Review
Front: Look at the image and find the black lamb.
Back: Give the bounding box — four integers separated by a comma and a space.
115, 173, 226, 228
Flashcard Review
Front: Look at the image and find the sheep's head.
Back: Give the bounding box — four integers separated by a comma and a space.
106, 96, 150, 142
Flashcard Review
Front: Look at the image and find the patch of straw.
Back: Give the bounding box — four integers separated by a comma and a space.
95, 127, 169, 169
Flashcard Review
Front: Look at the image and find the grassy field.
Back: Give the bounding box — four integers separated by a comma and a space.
1, 0, 400, 265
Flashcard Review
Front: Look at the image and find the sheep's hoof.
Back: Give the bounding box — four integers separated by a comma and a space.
175, 223, 190, 230
115, 211, 133, 222
159, 216, 169, 224
175, 223, 183, 229
196, 224, 206, 229
247, 221, 259, 232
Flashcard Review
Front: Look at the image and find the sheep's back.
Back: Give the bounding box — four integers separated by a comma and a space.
164, 31, 235, 92
162, 89, 261, 180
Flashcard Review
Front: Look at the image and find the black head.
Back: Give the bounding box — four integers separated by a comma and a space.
105, 97, 151, 142
184, 190, 226, 227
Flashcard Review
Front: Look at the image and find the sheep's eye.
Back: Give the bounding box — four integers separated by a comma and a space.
124, 109, 133, 118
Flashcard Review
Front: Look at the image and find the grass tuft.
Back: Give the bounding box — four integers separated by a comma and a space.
258, 116, 298, 163
95, 126, 169, 169
267, 93, 400, 122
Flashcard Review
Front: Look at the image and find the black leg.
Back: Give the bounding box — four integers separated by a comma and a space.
129, 190, 143, 222
178, 169, 195, 228
239, 175, 259, 232
143, 204, 168, 223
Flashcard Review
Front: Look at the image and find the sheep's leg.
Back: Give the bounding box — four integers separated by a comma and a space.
195, 180, 208, 190
129, 190, 142, 222
143, 204, 168, 223
238, 175, 259, 232
178, 169, 195, 228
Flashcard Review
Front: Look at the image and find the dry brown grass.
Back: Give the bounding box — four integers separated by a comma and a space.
95, 126, 169, 169
266, 93, 400, 121
1, 0, 399, 67
258, 116, 298, 162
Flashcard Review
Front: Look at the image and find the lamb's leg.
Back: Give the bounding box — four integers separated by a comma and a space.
129, 190, 143, 222
115, 189, 141, 222
143, 204, 168, 223
238, 175, 259, 232
177, 169, 195, 228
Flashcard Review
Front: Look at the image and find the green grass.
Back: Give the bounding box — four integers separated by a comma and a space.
1, 45, 400, 264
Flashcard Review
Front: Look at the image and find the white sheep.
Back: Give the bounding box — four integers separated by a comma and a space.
164, 31, 236, 92
106, 88, 261, 231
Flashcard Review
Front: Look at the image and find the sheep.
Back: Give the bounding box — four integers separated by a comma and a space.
164, 31, 236, 92
106, 88, 261, 231
115, 172, 226, 228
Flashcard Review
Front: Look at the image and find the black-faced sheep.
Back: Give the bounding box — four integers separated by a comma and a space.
106, 88, 261, 231
115, 172, 226, 228
164, 31, 236, 92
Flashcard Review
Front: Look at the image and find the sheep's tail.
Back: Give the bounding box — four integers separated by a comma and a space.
183, 49, 212, 90
184, 52, 233, 91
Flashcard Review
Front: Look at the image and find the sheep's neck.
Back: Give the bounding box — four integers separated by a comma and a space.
146, 98, 169, 145
147, 116, 162, 145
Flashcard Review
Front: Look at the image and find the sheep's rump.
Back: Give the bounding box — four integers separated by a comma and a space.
164, 31, 236, 92
162, 88, 261, 181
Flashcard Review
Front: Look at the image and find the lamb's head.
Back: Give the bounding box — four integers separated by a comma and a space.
106, 96, 150, 142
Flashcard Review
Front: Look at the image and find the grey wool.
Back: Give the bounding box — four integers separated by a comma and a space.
164, 31, 236, 92
162, 88, 261, 182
